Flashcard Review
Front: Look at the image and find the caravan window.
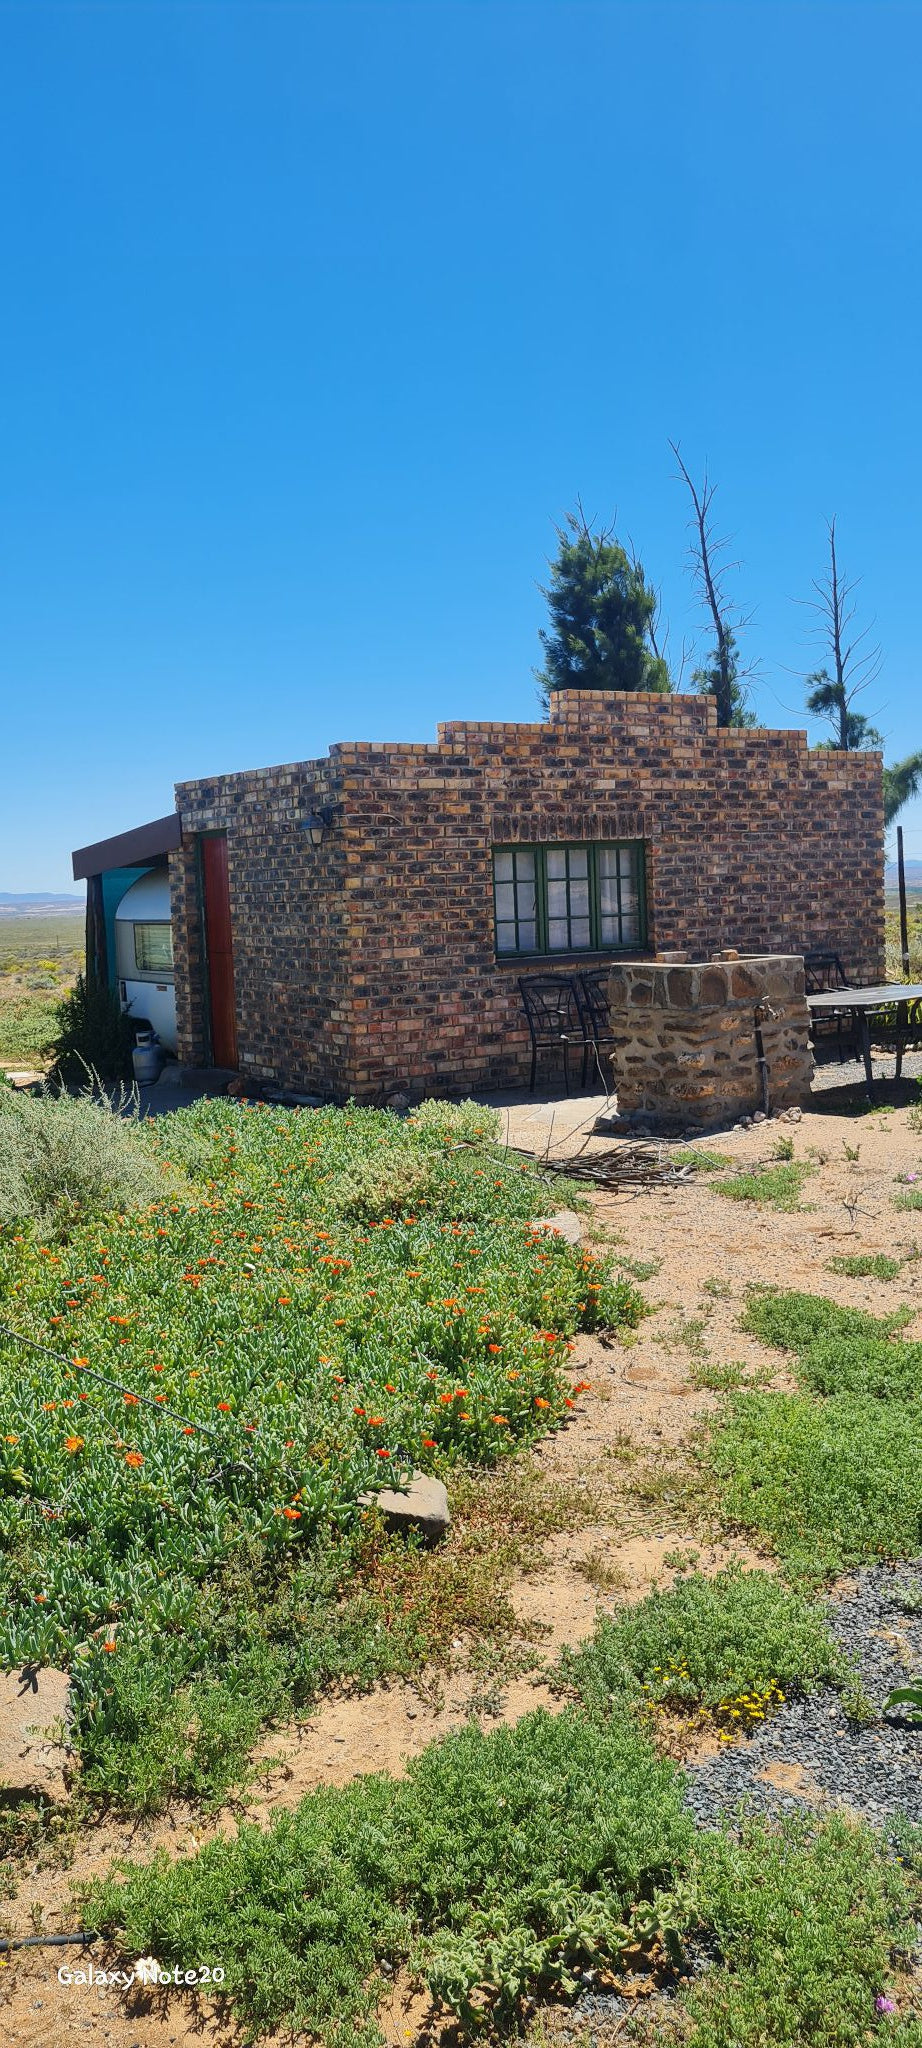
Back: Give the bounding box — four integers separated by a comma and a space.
131, 923, 174, 973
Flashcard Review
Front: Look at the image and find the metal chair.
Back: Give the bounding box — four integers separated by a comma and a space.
803, 949, 858, 1064
576, 968, 620, 1088
518, 976, 584, 1094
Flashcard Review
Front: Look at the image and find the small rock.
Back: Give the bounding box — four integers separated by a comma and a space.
532, 1208, 583, 1245
753, 1110, 767, 1123
0, 1665, 74, 1802
360, 1470, 451, 1545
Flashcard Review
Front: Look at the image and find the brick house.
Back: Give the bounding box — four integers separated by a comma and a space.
155, 689, 883, 1102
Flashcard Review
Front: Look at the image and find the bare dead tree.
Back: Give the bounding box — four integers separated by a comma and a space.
799, 518, 883, 749
627, 534, 693, 689
670, 442, 756, 726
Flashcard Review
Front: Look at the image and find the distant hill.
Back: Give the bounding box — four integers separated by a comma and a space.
0, 893, 83, 917
885, 861, 922, 888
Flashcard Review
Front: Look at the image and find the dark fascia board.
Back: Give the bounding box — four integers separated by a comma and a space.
71, 812, 182, 881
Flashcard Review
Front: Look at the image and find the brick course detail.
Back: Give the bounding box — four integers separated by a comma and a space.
168, 691, 884, 1102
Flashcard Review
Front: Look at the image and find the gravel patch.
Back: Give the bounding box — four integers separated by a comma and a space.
684, 1558, 922, 1830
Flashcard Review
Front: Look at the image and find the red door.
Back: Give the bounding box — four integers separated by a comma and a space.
201, 835, 238, 1069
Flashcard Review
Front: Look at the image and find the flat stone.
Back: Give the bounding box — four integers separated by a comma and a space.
0, 1665, 74, 1802
361, 1471, 450, 1545
532, 1208, 583, 1245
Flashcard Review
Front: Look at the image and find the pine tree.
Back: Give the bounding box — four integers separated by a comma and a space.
535, 509, 670, 705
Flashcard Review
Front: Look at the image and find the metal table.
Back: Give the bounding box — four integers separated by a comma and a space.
807, 983, 922, 1097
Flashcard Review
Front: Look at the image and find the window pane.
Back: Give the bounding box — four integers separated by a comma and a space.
134, 923, 173, 971
494, 883, 516, 919
547, 919, 570, 949
598, 876, 618, 915
547, 879, 568, 918
545, 848, 567, 880
568, 847, 588, 877
569, 917, 591, 949
517, 882, 537, 919
621, 912, 640, 942
599, 912, 618, 945
517, 920, 537, 950
496, 922, 518, 953
494, 850, 513, 882
514, 849, 536, 878
597, 846, 618, 878
570, 879, 589, 915
619, 846, 636, 880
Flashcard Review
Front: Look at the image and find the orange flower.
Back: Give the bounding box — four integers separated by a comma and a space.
277, 1296, 291, 1305
534, 1396, 550, 1410
124, 1393, 139, 1406
282, 1506, 301, 1520
491, 1415, 509, 1426
182, 1426, 195, 1435
42, 1401, 56, 1412
125, 1450, 144, 1468
376, 1448, 391, 1458
368, 1415, 384, 1427
488, 1344, 502, 1354
217, 1401, 231, 1412
108, 1315, 131, 1326
102, 1639, 117, 1653
64, 1435, 84, 1453
421, 1437, 436, 1448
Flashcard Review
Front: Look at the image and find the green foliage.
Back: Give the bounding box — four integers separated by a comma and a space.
535, 509, 669, 702
48, 972, 136, 1084
686, 1812, 922, 2048
692, 628, 757, 729
894, 1188, 922, 1212
883, 1681, 922, 1726
806, 668, 883, 752
565, 1566, 843, 1721
826, 1252, 903, 1280
883, 749, 922, 826
87, 1706, 692, 2040
407, 1098, 503, 1145
671, 1147, 733, 1173
0, 1099, 642, 1806
742, 1287, 922, 1402
0, 1074, 166, 1240
717, 1161, 812, 1211
707, 1389, 922, 1582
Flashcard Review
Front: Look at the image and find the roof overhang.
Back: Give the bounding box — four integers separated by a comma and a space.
71, 812, 182, 881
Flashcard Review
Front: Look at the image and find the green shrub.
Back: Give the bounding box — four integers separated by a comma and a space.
670, 1147, 733, 1173
327, 1149, 435, 1224
87, 1706, 692, 2039
894, 1188, 922, 1212
742, 1288, 922, 1402
717, 1162, 813, 1211
687, 1812, 922, 2048
0, 1075, 166, 1239
408, 1097, 503, 1145
707, 1389, 922, 1582
47, 973, 136, 1084
826, 1252, 903, 1281
565, 1566, 843, 1721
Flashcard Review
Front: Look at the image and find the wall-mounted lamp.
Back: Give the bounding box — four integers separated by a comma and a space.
300, 807, 333, 848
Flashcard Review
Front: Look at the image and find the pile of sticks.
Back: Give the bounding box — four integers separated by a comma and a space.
511, 1143, 697, 1189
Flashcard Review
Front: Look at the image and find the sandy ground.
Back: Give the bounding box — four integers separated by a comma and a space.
2, 1082, 921, 2045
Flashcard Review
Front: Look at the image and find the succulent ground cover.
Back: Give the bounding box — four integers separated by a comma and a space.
702, 1288, 922, 1582
0, 1096, 641, 1805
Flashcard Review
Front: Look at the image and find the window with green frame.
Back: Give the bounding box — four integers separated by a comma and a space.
492, 842, 646, 956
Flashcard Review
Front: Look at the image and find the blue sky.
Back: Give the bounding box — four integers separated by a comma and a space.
2, 0, 920, 892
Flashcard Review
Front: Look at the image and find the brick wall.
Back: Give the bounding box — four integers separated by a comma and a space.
171, 691, 884, 1100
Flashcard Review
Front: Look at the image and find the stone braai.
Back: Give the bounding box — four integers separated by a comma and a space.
168, 690, 884, 1103
607, 954, 814, 1128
